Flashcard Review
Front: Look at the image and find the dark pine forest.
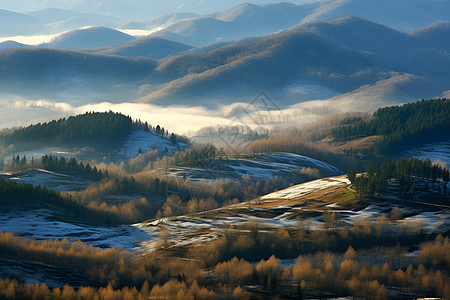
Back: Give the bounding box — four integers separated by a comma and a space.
0, 111, 132, 149
332, 98, 450, 153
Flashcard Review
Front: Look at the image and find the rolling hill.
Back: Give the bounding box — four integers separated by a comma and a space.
149, 0, 450, 46
0, 48, 157, 101
27, 7, 122, 24
88, 36, 193, 59
300, 0, 450, 32
0, 41, 32, 51
0, 8, 121, 37
152, 2, 314, 46
0, 17, 448, 108
118, 12, 199, 30
412, 22, 450, 52
0, 9, 46, 36
42, 26, 135, 50
138, 17, 450, 106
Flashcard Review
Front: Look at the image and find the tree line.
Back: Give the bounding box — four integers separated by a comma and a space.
347, 157, 449, 199
41, 155, 106, 181
7, 154, 107, 181
132, 119, 190, 145
331, 98, 450, 153
0, 219, 448, 299
0, 111, 132, 149
0, 231, 127, 271
0, 177, 146, 225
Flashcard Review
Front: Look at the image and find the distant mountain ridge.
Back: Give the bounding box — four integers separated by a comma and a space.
42, 27, 135, 50
136, 16, 449, 106
0, 9, 46, 36
87, 36, 193, 60
0, 41, 32, 51
147, 0, 450, 46
0, 16, 448, 109
152, 2, 315, 46
412, 22, 450, 52
2, 0, 449, 46
0, 48, 157, 102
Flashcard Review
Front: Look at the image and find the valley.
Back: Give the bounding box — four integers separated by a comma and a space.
0, 1, 449, 298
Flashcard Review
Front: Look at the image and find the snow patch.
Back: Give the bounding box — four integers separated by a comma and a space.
261, 175, 348, 200
0, 208, 151, 251
115, 129, 190, 159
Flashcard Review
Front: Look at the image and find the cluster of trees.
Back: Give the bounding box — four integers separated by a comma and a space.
172, 144, 222, 167
1, 221, 448, 299
0, 176, 68, 207
188, 213, 428, 267
0, 177, 147, 225
9, 155, 28, 171
0, 231, 127, 270
279, 243, 448, 299
0, 278, 217, 300
0, 111, 133, 148
71, 168, 294, 219
331, 98, 450, 153
133, 119, 190, 144
125, 149, 160, 173
348, 158, 449, 199
41, 155, 106, 181
111, 144, 222, 174
73, 139, 331, 220
155, 195, 220, 217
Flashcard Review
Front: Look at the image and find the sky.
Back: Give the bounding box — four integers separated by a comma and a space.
2, 0, 313, 20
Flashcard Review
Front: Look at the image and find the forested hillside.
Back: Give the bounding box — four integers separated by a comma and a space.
348, 157, 449, 199
0, 111, 132, 149
331, 99, 450, 153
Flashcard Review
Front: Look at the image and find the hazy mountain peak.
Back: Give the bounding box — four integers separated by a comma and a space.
303, 0, 450, 31
213, 2, 262, 21
0, 41, 32, 51
412, 22, 450, 36
0, 8, 46, 36
43, 26, 135, 50
117, 12, 199, 30
89, 35, 193, 60
411, 22, 450, 52
26, 7, 122, 23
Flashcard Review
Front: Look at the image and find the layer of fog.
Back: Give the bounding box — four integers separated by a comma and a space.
0, 27, 162, 46
0, 90, 413, 136
0, 33, 61, 45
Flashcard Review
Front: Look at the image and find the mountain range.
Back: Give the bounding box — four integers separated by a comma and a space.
148, 0, 450, 46
1, 16, 448, 109
2, 0, 450, 42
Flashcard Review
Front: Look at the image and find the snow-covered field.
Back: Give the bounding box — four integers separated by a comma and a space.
136, 175, 449, 253
0, 207, 151, 251
403, 210, 450, 233
168, 152, 342, 182
136, 176, 349, 252
261, 176, 350, 200
114, 129, 190, 159
0, 169, 91, 192
403, 139, 450, 167
135, 211, 298, 252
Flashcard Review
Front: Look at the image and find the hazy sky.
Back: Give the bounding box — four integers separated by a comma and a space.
2, 0, 314, 20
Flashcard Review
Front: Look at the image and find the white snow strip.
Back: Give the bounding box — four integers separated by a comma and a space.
261, 176, 349, 200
